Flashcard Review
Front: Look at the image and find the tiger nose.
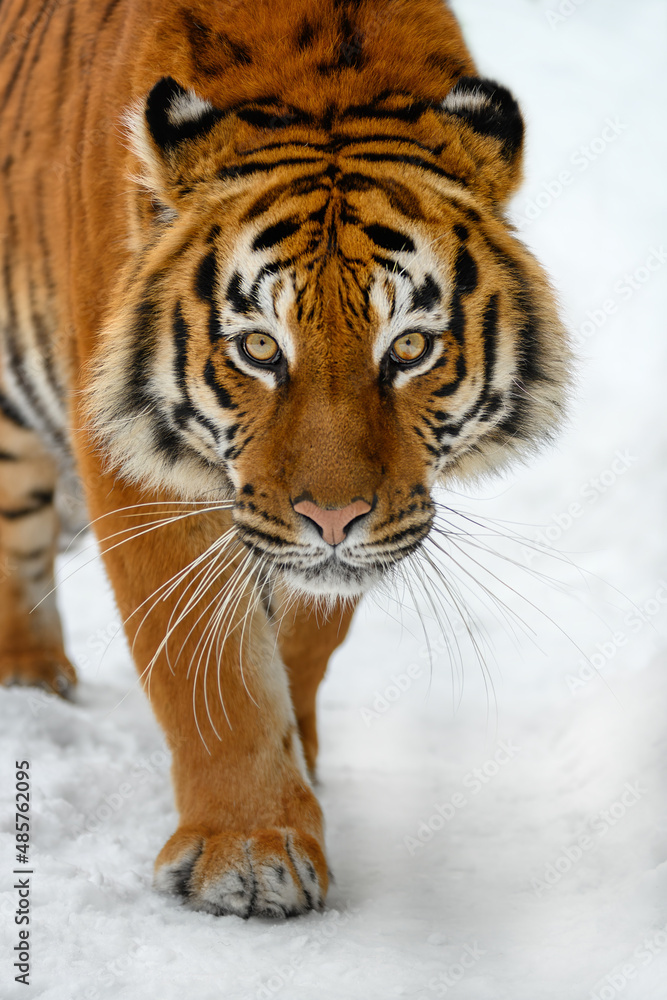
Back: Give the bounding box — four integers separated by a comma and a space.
293, 499, 372, 546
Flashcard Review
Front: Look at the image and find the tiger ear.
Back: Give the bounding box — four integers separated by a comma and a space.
127, 77, 224, 205
144, 77, 224, 153
441, 77, 524, 202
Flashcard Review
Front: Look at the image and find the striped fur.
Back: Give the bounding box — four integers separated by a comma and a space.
0, 0, 570, 916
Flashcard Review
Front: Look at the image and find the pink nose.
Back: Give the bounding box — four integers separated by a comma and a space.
293, 499, 372, 546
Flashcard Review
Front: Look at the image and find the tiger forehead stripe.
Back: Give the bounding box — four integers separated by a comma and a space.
252, 219, 301, 252
364, 225, 415, 254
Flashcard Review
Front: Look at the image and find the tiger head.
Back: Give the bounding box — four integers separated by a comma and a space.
89, 41, 570, 600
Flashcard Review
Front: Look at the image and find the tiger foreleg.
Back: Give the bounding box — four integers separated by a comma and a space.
276, 590, 358, 776
77, 452, 328, 917
0, 407, 76, 695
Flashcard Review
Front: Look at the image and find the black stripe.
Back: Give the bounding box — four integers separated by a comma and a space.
195, 251, 217, 303
431, 353, 466, 399
0, 209, 66, 445
0, 489, 53, 520
237, 107, 313, 129
252, 219, 300, 252
14, 0, 61, 138
235, 131, 446, 159
0, 0, 31, 60
167, 305, 224, 450
241, 182, 296, 222
372, 522, 431, 548
295, 16, 316, 48
443, 245, 478, 350
453, 246, 478, 296
363, 224, 415, 255
226, 272, 256, 315
65, 0, 123, 279
204, 359, 236, 410
249, 261, 293, 305
194, 252, 225, 340
99, 0, 123, 29
26, 266, 65, 404
7, 546, 48, 560
236, 523, 298, 549
34, 174, 58, 302
481, 235, 546, 386
347, 150, 464, 186
337, 172, 423, 219
480, 294, 499, 409
218, 156, 322, 182
150, 412, 184, 466
427, 247, 480, 407
126, 297, 159, 414
433, 294, 498, 421
52, 2, 75, 130
0, 450, 19, 460
341, 100, 431, 123
172, 302, 189, 391
0, 392, 29, 429
239, 168, 422, 224
372, 254, 398, 273
223, 430, 253, 462
411, 275, 440, 312
172, 401, 220, 444
1, 0, 50, 107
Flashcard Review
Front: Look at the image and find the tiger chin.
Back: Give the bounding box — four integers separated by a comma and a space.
0, 0, 570, 918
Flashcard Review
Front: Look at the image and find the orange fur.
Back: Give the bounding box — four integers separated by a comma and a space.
0, 0, 570, 916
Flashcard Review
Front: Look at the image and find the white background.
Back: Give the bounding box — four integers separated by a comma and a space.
1, 0, 666, 997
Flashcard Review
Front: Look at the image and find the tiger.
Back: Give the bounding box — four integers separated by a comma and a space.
0, 0, 570, 918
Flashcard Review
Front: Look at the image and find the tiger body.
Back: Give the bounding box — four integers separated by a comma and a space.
0, 0, 569, 916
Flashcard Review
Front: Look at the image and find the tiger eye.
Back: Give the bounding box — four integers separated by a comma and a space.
243, 332, 280, 363
391, 331, 428, 364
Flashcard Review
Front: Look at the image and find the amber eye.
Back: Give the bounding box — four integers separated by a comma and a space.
242, 332, 281, 364
390, 331, 429, 365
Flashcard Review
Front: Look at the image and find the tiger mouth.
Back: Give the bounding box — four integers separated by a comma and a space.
234, 520, 432, 597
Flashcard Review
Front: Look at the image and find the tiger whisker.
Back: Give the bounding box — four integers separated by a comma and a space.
36, 502, 234, 615
171, 543, 249, 671
149, 531, 241, 675
188, 550, 259, 748
415, 546, 495, 705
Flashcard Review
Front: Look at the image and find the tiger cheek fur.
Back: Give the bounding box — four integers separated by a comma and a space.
0, 0, 570, 917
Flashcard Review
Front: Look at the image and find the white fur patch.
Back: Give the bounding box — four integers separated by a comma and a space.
166, 89, 215, 127
442, 89, 490, 116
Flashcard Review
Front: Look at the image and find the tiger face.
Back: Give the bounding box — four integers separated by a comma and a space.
88, 75, 569, 599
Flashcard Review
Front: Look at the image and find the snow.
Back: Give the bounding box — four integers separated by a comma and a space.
2, 1, 666, 997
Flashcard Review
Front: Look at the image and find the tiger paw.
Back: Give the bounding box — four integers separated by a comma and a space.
154, 825, 329, 918
0, 649, 77, 697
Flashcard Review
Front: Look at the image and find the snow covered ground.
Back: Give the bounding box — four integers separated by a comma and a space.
2, 1, 666, 997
